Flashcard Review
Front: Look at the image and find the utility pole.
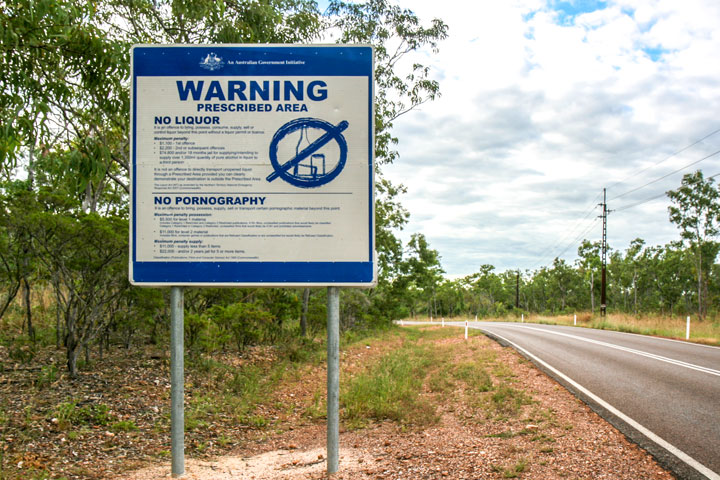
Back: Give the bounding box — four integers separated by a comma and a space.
599, 188, 608, 317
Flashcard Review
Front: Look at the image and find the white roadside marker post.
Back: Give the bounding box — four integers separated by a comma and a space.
465, 320, 468, 340
574, 314, 577, 326
686, 316, 690, 340
521, 314, 524, 323
442, 317, 445, 327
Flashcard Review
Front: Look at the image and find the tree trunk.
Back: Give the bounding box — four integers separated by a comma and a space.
590, 271, 595, 314
23, 277, 35, 342
633, 270, 638, 316
124, 327, 133, 350
67, 333, 79, 379
696, 245, 704, 320
300, 288, 309, 337
0, 281, 20, 321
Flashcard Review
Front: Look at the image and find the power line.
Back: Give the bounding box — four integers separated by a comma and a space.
613, 171, 720, 213
532, 216, 600, 271
531, 214, 596, 268
607, 127, 720, 192
552, 217, 601, 266
529, 192, 603, 268
609, 148, 720, 201
613, 191, 667, 212
527, 130, 720, 273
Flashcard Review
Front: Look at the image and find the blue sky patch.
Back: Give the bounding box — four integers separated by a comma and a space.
551, 0, 608, 25
642, 46, 666, 61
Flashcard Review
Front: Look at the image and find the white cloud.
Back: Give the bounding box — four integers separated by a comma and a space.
384, 0, 720, 276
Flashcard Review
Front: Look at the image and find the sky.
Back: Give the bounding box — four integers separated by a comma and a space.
374, 0, 720, 278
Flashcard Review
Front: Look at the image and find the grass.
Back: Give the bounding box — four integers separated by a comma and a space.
488, 384, 534, 416
454, 362, 493, 392
341, 343, 437, 428
415, 312, 720, 345
534, 312, 720, 345
111, 420, 138, 432
183, 348, 317, 433
50, 401, 111, 430
502, 458, 528, 478
340, 326, 537, 429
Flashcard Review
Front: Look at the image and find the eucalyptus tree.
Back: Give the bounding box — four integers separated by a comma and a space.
19, 193, 129, 378
326, 0, 447, 310
577, 240, 601, 313
434, 278, 465, 317
547, 258, 582, 312
667, 170, 720, 319
642, 242, 694, 315
465, 265, 505, 316
1, 0, 127, 343
401, 233, 444, 316
625, 239, 646, 314
0, 182, 37, 337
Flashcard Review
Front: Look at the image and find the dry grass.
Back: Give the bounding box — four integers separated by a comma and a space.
415, 312, 720, 345
486, 312, 720, 346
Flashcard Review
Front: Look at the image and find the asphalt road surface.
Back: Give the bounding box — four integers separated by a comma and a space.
408, 320, 720, 480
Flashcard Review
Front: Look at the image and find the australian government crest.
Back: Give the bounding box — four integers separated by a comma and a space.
199, 52, 224, 71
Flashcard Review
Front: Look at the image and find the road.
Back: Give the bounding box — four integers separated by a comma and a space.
408, 320, 720, 480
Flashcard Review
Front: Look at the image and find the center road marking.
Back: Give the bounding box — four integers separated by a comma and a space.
495, 324, 720, 377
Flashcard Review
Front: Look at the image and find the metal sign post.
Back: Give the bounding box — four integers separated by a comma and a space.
326, 287, 340, 473
129, 44, 375, 477
170, 287, 184, 477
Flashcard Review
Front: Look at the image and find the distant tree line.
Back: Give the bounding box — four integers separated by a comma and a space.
409, 171, 720, 322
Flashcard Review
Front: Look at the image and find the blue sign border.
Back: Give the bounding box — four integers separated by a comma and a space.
129, 45, 375, 286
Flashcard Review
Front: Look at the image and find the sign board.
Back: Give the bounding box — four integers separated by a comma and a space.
129, 45, 375, 286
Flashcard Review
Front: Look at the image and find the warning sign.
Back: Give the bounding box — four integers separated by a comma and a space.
129, 45, 375, 286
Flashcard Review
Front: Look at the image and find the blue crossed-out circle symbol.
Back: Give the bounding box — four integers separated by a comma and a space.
266, 117, 349, 188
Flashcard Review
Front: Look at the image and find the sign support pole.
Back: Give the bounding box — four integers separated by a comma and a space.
170, 286, 185, 477
327, 286, 340, 474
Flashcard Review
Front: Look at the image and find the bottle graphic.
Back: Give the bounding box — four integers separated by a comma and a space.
293, 127, 324, 179
266, 118, 348, 188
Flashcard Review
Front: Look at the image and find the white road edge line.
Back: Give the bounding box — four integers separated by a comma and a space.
498, 324, 720, 377
480, 327, 720, 480
590, 327, 720, 350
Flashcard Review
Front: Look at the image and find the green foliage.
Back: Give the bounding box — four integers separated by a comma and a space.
489, 384, 533, 416
111, 420, 138, 432
454, 362, 493, 392
209, 302, 276, 351
30, 211, 129, 377
51, 401, 111, 430
668, 170, 720, 319
0, 0, 453, 367
0, 0, 126, 172
327, 0, 448, 165
341, 344, 436, 428
502, 458, 528, 478
35, 365, 58, 389
8, 340, 36, 364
